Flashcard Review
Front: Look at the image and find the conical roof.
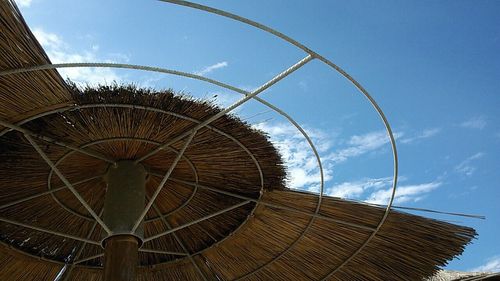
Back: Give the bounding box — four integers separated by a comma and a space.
0, 1, 478, 280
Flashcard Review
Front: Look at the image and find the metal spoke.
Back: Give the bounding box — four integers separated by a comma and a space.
73, 253, 104, 265
24, 134, 112, 235
139, 248, 188, 256
149, 172, 377, 232
132, 131, 197, 233
0, 216, 100, 245
135, 131, 195, 164
147, 194, 208, 280
0, 118, 115, 164
0, 175, 103, 210
60, 208, 104, 281
144, 200, 251, 243
136, 54, 313, 163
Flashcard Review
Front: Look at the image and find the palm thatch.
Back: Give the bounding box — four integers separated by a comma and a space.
0, 0, 480, 280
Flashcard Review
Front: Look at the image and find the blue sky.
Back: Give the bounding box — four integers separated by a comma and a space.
16, 0, 499, 273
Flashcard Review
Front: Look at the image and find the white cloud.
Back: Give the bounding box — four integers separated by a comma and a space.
15, 0, 32, 7
366, 181, 441, 205
400, 128, 441, 144
253, 122, 334, 192
470, 256, 500, 273
455, 152, 484, 177
33, 28, 63, 48
194, 61, 228, 76
327, 176, 439, 205
328, 177, 393, 198
32, 28, 126, 85
298, 80, 308, 91
460, 116, 487, 130
254, 122, 441, 204
326, 127, 436, 165
325, 130, 396, 164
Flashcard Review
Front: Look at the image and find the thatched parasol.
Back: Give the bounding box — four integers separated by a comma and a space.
0, 1, 478, 280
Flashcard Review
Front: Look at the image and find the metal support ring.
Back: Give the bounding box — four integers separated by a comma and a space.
47, 136, 200, 223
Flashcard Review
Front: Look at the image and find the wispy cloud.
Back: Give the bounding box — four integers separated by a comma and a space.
327, 176, 440, 205
328, 177, 393, 198
460, 116, 487, 130
455, 152, 484, 177
33, 28, 62, 48
470, 255, 500, 272
194, 61, 228, 76
365, 181, 441, 204
255, 122, 442, 203
33, 28, 127, 85
400, 128, 441, 144
15, 0, 32, 7
298, 80, 308, 91
325, 130, 397, 164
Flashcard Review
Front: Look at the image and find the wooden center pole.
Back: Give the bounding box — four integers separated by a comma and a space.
104, 235, 139, 281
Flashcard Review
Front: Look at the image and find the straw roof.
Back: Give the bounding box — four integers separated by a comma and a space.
0, 0, 72, 123
0, 0, 479, 280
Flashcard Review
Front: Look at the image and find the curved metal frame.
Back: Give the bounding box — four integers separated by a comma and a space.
47, 136, 202, 223
157, 2, 398, 280
0, 101, 267, 267
0, 1, 399, 279
1, 102, 265, 223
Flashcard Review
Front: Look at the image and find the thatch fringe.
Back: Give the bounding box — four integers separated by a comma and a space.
0, 189, 477, 281
198, 190, 477, 281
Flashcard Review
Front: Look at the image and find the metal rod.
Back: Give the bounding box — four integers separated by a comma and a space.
73, 253, 104, 265
0, 216, 100, 245
0, 175, 103, 210
131, 131, 197, 232
24, 134, 112, 235
60, 208, 104, 281
149, 173, 376, 232
139, 248, 187, 256
136, 55, 313, 163
383, 205, 485, 219
147, 194, 208, 280
135, 131, 194, 164
0, 118, 115, 164
144, 200, 251, 243
40, 134, 205, 222
158, 0, 316, 55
